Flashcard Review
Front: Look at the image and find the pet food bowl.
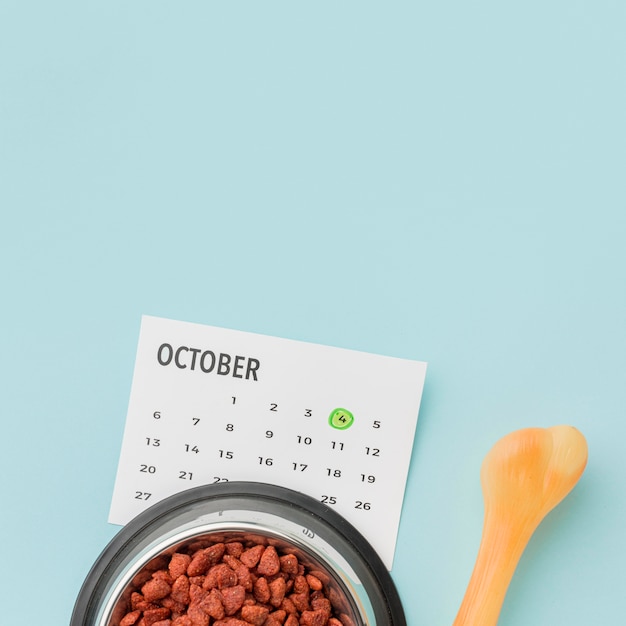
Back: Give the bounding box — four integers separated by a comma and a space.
71, 482, 406, 625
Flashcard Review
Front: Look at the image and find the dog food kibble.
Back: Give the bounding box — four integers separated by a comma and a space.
116, 539, 353, 626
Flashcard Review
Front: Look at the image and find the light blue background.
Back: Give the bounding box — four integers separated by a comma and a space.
1, 2, 624, 624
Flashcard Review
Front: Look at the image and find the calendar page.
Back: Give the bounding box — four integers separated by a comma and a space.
109, 315, 427, 569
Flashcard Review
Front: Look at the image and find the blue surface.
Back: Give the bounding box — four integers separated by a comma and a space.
1, 2, 624, 624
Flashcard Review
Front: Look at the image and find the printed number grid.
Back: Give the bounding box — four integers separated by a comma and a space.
109, 316, 427, 570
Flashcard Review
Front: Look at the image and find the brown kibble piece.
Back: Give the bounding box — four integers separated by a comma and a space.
223, 555, 252, 590
289, 591, 310, 612
202, 567, 218, 590
279, 554, 299, 574
170, 554, 192, 579
240, 604, 269, 626
220, 584, 246, 615
300, 609, 329, 626
120, 610, 142, 626
131, 592, 160, 612
309, 570, 331, 586
256, 546, 280, 576
269, 576, 287, 607
293, 575, 308, 594
142, 578, 172, 602
188, 605, 209, 626
199, 588, 225, 620
240, 544, 265, 568
152, 570, 174, 585
161, 596, 187, 614
217, 563, 239, 589
187, 552, 212, 577
281, 597, 297, 614
130, 592, 144, 610
171, 575, 191, 604
189, 584, 206, 604
310, 596, 331, 616
187, 543, 224, 577
143, 608, 172, 626
306, 575, 323, 591
284, 615, 299, 626
253, 577, 271, 604
224, 542, 244, 557
205, 543, 226, 563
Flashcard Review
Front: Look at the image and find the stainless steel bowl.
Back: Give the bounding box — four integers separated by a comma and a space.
72, 482, 405, 625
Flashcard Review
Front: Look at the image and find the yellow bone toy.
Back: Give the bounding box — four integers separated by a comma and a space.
453, 425, 588, 626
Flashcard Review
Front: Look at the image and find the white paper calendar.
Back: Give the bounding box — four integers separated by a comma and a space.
109, 315, 427, 569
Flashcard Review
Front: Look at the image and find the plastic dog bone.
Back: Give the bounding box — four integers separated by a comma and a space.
453, 425, 588, 626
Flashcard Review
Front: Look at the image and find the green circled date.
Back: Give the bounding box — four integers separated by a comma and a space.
328, 408, 354, 430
